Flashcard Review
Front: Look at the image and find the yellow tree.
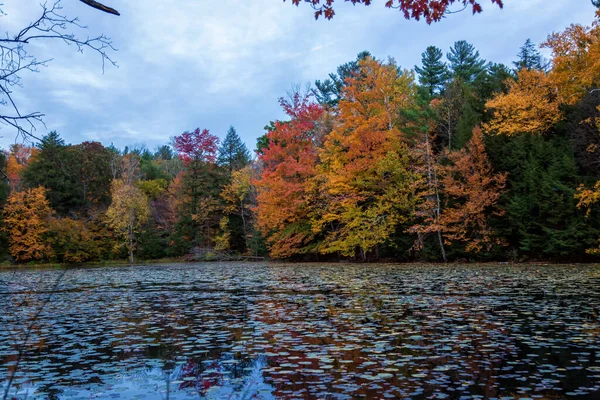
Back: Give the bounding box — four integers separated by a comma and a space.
219, 165, 258, 252
316, 56, 419, 260
439, 127, 507, 253
2, 187, 55, 262
484, 68, 562, 136
575, 181, 600, 255
105, 180, 150, 263
542, 12, 600, 105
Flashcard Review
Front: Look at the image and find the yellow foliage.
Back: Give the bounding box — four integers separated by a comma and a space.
484, 69, 562, 136
105, 180, 150, 262
316, 57, 419, 258
2, 187, 55, 262
543, 12, 600, 105
575, 181, 600, 255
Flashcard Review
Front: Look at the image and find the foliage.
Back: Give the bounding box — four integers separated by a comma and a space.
218, 126, 251, 174
576, 181, 600, 254
286, 0, 503, 23
173, 128, 225, 249
2, 187, 55, 262
484, 69, 562, 136
313, 51, 371, 107
447, 40, 486, 83
513, 39, 546, 71
542, 12, 600, 104
439, 127, 507, 252
415, 46, 449, 97
255, 94, 325, 258
315, 57, 419, 259
174, 128, 219, 165
105, 180, 151, 263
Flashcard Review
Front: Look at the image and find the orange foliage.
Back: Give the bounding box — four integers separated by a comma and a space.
316, 57, 418, 258
2, 187, 55, 262
484, 69, 562, 136
575, 181, 600, 255
440, 127, 507, 253
254, 94, 325, 258
5, 145, 38, 191
543, 12, 600, 105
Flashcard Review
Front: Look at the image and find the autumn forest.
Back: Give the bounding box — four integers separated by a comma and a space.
2, 13, 600, 265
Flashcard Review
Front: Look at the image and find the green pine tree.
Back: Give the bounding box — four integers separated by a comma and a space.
217, 126, 251, 174
447, 40, 486, 83
415, 46, 449, 97
513, 39, 546, 71
487, 133, 597, 258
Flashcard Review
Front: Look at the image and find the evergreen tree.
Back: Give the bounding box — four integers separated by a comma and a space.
447, 40, 486, 83
415, 46, 449, 97
21, 131, 83, 215
217, 126, 251, 174
513, 39, 545, 71
314, 51, 371, 106
487, 133, 596, 258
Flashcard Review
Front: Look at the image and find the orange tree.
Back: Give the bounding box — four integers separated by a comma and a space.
315, 56, 420, 260
254, 94, 325, 258
2, 187, 55, 262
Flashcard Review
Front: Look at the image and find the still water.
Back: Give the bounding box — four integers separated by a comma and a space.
1, 263, 600, 399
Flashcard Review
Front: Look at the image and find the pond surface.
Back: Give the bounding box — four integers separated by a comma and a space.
1, 263, 600, 400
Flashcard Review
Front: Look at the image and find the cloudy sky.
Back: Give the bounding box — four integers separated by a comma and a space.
0, 0, 596, 152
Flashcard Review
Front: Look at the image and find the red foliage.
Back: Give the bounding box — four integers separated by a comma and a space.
287, 0, 502, 23
173, 128, 219, 165
254, 93, 325, 257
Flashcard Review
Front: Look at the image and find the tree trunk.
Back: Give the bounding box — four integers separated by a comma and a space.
240, 200, 248, 251
437, 230, 447, 263
128, 224, 134, 264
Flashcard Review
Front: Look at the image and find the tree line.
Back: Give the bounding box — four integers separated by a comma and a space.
2, 12, 600, 263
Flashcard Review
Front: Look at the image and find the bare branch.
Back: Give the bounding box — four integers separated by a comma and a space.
79, 0, 120, 16
0, 1, 117, 141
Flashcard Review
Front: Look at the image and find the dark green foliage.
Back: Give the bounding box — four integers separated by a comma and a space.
74, 141, 113, 208
513, 39, 546, 71
167, 215, 196, 257
255, 134, 270, 156
487, 133, 597, 258
473, 63, 514, 115
154, 145, 175, 160
137, 220, 168, 260
176, 160, 227, 249
454, 101, 479, 149
226, 214, 248, 254
21, 132, 82, 215
218, 126, 251, 174
21, 133, 113, 214
447, 40, 486, 83
563, 93, 600, 177
313, 51, 371, 106
415, 46, 449, 97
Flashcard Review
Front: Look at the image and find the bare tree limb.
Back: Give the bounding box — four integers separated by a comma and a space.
0, 1, 117, 141
79, 0, 120, 16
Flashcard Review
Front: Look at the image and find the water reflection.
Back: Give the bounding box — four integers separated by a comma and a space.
1, 263, 600, 399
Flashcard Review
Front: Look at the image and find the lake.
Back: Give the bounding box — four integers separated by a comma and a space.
1, 263, 600, 399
